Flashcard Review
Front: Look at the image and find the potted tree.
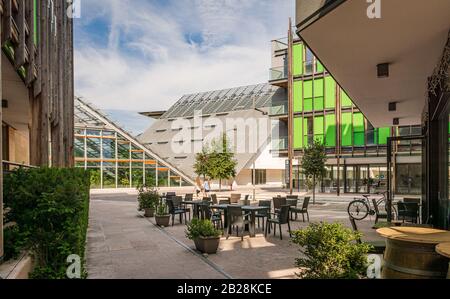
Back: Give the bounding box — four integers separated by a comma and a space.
137, 186, 159, 217
155, 202, 171, 227
185, 218, 221, 254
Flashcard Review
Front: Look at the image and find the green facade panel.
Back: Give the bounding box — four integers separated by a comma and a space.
342, 113, 352, 146
378, 127, 390, 145
314, 78, 324, 97
294, 117, 303, 149
325, 114, 336, 147
341, 90, 353, 107
316, 60, 324, 73
325, 76, 336, 109
304, 80, 313, 98
304, 118, 309, 146
304, 98, 313, 112
293, 80, 303, 112
293, 44, 303, 76
314, 116, 324, 135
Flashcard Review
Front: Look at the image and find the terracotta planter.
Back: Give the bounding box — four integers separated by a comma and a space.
155, 215, 170, 227
144, 208, 155, 218
194, 236, 220, 254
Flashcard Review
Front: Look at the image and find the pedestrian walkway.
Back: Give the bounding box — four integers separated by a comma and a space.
87, 197, 228, 279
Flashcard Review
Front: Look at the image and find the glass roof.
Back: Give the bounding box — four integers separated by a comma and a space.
160, 83, 278, 119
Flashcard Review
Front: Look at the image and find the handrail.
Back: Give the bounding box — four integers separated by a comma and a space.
2, 160, 38, 169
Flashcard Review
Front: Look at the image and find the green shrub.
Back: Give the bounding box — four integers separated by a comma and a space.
3, 225, 29, 261
137, 186, 159, 211
3, 167, 90, 279
291, 222, 372, 279
185, 218, 221, 240
155, 202, 169, 216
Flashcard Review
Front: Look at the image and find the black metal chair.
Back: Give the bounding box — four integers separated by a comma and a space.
290, 197, 310, 222
286, 198, 299, 220
372, 198, 388, 224
349, 217, 385, 254
219, 199, 230, 205
272, 197, 287, 213
211, 194, 218, 205
286, 195, 299, 200
265, 205, 291, 240
255, 200, 271, 231
398, 202, 419, 223
198, 202, 223, 229
225, 206, 251, 241
167, 197, 187, 226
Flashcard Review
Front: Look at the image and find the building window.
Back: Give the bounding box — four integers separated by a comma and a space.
252, 169, 267, 185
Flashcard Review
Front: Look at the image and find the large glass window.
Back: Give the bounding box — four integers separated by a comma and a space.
86, 138, 101, 158
118, 162, 131, 188
75, 137, 85, 158
102, 137, 116, 159
395, 164, 422, 195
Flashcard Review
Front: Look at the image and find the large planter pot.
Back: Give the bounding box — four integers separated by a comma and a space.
155, 215, 171, 227
144, 208, 155, 218
194, 236, 220, 254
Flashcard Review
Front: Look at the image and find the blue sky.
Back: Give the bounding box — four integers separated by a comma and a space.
74, 0, 295, 135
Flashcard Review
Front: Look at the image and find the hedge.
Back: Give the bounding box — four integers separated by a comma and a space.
3, 167, 90, 279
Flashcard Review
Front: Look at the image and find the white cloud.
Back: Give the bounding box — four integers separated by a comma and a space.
74, 0, 295, 118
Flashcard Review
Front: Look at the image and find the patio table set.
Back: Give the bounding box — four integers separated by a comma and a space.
161, 193, 311, 240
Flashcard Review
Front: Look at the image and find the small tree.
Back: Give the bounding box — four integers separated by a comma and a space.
193, 135, 237, 191
208, 134, 237, 191
301, 139, 327, 204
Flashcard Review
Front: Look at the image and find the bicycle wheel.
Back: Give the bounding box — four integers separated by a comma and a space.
348, 200, 370, 220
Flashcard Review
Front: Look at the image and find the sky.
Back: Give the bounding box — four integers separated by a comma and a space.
74, 0, 295, 135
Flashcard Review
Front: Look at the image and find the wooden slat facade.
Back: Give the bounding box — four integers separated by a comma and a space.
1, 0, 74, 258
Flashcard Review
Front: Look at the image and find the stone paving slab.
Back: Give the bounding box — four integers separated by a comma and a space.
88, 191, 385, 279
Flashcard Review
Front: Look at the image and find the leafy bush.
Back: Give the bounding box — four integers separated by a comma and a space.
185, 218, 221, 240
3, 225, 29, 261
155, 202, 169, 216
137, 186, 159, 211
3, 167, 90, 279
291, 222, 372, 279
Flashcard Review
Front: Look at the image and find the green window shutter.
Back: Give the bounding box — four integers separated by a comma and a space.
292, 44, 303, 76
304, 80, 313, 98
353, 113, 365, 146
314, 78, 324, 110
378, 127, 390, 145
293, 81, 303, 112
304, 98, 313, 112
325, 76, 336, 109
314, 78, 324, 97
341, 90, 353, 107
294, 117, 303, 149
314, 116, 324, 135
304, 118, 309, 147
314, 97, 324, 111
314, 116, 324, 145
316, 60, 324, 73
341, 113, 352, 146
325, 114, 336, 147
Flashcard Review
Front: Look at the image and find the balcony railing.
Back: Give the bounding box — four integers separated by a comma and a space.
2, 161, 37, 173
272, 137, 288, 151
270, 103, 288, 116
269, 66, 288, 81
272, 39, 288, 52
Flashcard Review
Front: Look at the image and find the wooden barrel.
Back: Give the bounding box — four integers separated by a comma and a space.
382, 238, 448, 279
436, 243, 450, 279
377, 227, 450, 279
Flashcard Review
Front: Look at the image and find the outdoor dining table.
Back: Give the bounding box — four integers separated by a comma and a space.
210, 204, 271, 238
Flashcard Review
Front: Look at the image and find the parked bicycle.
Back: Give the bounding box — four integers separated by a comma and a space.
347, 191, 397, 221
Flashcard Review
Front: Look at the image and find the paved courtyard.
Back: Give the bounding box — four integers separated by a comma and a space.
86, 188, 386, 279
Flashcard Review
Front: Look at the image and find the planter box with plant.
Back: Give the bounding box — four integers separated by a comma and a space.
155, 202, 171, 227
291, 222, 373, 279
185, 219, 221, 254
137, 186, 159, 217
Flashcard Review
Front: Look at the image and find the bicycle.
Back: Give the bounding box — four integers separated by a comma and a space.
347, 191, 397, 221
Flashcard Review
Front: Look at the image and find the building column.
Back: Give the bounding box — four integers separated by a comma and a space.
0, 17, 4, 260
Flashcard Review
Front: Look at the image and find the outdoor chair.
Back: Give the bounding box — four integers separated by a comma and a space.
240, 195, 250, 206
219, 199, 231, 205
286, 195, 299, 200
372, 198, 388, 224
349, 217, 385, 254
397, 202, 419, 223
225, 206, 251, 241
265, 205, 291, 240
167, 197, 187, 226
230, 194, 241, 204
286, 198, 298, 220
272, 197, 287, 213
211, 194, 218, 205
290, 197, 310, 222
199, 203, 222, 229
403, 197, 421, 204
255, 200, 271, 231
182, 194, 193, 220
